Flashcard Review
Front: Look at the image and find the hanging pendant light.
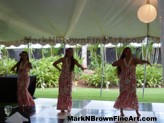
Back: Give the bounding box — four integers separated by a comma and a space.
137, 4, 157, 23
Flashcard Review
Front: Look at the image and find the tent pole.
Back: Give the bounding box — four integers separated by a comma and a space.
142, 23, 149, 99
100, 44, 105, 97
63, 43, 66, 55
27, 43, 30, 59
82, 44, 88, 67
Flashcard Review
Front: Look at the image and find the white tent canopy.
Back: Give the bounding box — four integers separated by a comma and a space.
0, 0, 159, 46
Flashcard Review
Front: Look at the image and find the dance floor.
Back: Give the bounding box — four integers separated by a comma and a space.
30, 98, 164, 123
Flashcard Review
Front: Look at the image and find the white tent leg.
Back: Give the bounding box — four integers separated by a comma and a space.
28, 43, 30, 59
100, 44, 105, 97
82, 45, 88, 67
142, 23, 149, 99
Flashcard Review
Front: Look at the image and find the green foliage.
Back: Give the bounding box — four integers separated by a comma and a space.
0, 47, 9, 59
0, 55, 163, 88
80, 63, 163, 88
136, 64, 163, 87
53, 47, 62, 56
30, 53, 84, 88
141, 40, 154, 61
87, 44, 101, 69
80, 67, 102, 87
0, 50, 85, 88
104, 64, 119, 86
73, 58, 83, 81
30, 56, 61, 88
0, 58, 16, 76
80, 64, 119, 87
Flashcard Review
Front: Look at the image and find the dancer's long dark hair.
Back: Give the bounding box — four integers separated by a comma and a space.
64, 48, 75, 72
16, 51, 29, 73
116, 47, 131, 77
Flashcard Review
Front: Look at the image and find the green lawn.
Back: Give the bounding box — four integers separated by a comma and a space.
34, 87, 164, 103
0, 88, 163, 106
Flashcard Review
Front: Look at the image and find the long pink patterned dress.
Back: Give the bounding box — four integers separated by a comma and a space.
57, 58, 73, 111
17, 61, 35, 107
114, 58, 139, 110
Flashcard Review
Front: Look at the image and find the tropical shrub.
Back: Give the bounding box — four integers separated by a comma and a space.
80, 64, 163, 88
0, 58, 163, 88
0, 58, 16, 76
136, 64, 163, 87
30, 56, 61, 88
80, 64, 119, 87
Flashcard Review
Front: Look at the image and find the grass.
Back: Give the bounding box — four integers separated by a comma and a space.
34, 87, 164, 103
0, 87, 163, 106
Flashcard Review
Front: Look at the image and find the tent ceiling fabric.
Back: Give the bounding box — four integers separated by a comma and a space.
0, 0, 159, 46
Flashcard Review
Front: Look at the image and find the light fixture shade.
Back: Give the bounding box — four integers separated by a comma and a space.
137, 4, 157, 23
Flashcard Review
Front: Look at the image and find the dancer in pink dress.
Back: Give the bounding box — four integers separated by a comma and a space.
53, 48, 86, 113
11, 51, 35, 110
112, 47, 151, 117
